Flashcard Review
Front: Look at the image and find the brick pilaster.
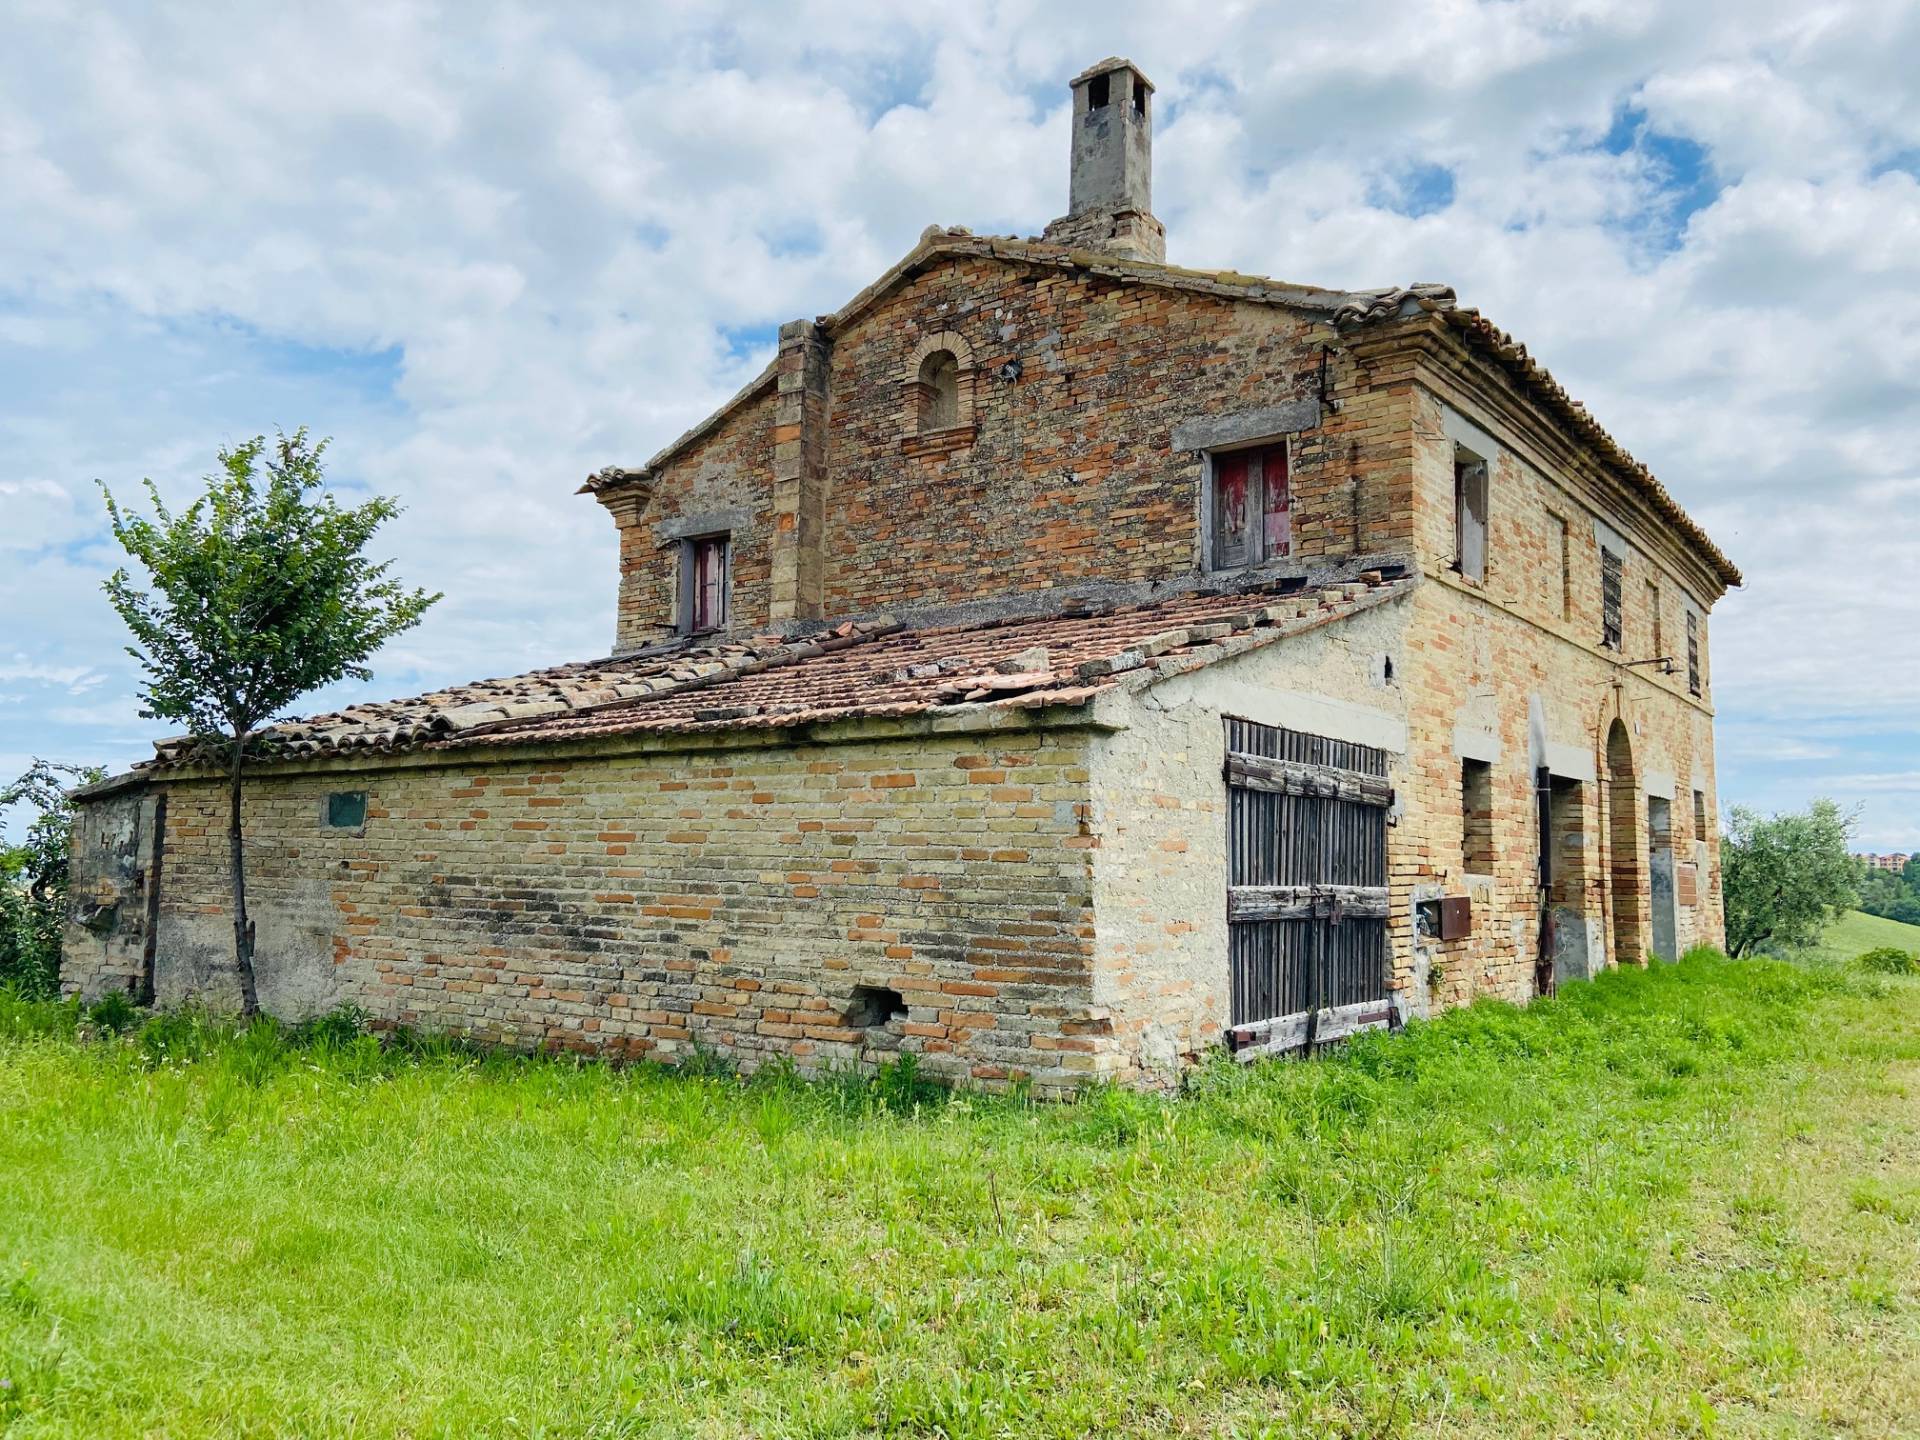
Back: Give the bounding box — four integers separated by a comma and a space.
770, 320, 830, 622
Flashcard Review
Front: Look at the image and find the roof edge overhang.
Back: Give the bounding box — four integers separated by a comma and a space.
1344, 309, 1741, 593
93, 703, 1121, 794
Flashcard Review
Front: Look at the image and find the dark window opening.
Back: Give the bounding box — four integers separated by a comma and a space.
326, 791, 367, 829
917, 350, 959, 430
1087, 73, 1110, 109
1600, 547, 1623, 651
1548, 512, 1572, 619
1686, 611, 1701, 695
1453, 449, 1488, 583
1208, 442, 1290, 570
1132, 81, 1146, 118
847, 984, 907, 1029
1383, 656, 1394, 683
682, 534, 730, 634
1462, 759, 1494, 874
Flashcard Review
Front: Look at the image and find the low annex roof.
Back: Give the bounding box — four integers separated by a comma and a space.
592, 227, 1738, 589
139, 570, 1412, 775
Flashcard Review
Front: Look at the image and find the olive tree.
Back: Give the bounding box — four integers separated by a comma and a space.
1722, 798, 1859, 958
101, 431, 438, 1014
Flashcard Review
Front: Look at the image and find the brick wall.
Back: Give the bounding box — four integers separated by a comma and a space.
1386, 373, 1726, 1010
137, 727, 1114, 1092
612, 384, 776, 653
606, 253, 1421, 646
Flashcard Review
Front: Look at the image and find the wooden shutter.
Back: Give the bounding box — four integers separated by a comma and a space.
1211, 452, 1254, 569
1455, 457, 1488, 582
1258, 444, 1290, 558
1601, 548, 1623, 650
1225, 719, 1393, 1056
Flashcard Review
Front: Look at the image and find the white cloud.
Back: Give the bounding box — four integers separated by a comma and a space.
1, 0, 1916, 839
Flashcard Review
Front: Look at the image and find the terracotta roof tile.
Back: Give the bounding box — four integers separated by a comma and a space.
141, 573, 1412, 773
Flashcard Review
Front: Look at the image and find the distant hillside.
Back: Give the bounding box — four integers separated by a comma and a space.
1803, 910, 1920, 965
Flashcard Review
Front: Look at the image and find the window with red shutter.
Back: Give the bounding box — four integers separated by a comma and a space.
683, 535, 729, 633
1208, 442, 1289, 570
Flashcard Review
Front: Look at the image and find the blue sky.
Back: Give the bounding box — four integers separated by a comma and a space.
3, 0, 1918, 849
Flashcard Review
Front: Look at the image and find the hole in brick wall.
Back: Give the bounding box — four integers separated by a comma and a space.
1383, 656, 1395, 683
847, 985, 907, 1029
1087, 74, 1110, 109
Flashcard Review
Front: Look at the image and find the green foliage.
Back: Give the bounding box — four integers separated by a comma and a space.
0, 760, 103, 999
1854, 945, 1920, 975
2, 947, 1913, 1435
83, 991, 139, 1035
99, 430, 440, 745
98, 430, 438, 1012
1723, 798, 1860, 957
1857, 856, 1920, 926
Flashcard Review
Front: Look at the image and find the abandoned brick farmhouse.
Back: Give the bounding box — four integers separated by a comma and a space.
64, 59, 1739, 1089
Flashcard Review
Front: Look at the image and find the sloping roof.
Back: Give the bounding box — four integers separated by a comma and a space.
602, 226, 1736, 587
140, 571, 1412, 774
1412, 299, 1741, 587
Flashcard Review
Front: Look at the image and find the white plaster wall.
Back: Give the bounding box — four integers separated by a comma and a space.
1085, 598, 1411, 1082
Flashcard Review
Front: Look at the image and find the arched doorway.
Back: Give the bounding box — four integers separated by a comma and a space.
1606, 719, 1645, 965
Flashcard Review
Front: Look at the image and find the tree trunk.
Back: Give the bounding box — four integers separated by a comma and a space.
227, 735, 259, 1018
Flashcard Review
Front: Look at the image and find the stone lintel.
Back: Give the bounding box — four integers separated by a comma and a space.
1172, 399, 1322, 453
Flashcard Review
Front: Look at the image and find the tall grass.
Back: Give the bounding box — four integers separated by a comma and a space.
0, 950, 1913, 1438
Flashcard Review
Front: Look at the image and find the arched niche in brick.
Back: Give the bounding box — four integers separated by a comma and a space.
901, 330, 978, 445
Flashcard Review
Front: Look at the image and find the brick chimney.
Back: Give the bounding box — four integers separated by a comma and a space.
1042, 58, 1164, 264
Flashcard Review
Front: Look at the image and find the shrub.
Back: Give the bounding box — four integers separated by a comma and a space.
1, 760, 104, 1000
1855, 946, 1920, 976
85, 990, 141, 1034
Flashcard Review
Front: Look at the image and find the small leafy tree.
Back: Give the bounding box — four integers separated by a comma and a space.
1, 760, 104, 998
101, 431, 438, 1014
1722, 798, 1859, 958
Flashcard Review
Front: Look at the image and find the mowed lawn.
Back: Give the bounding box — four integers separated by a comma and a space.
2, 941, 1917, 1438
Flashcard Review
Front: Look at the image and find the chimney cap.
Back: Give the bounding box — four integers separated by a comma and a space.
1070, 56, 1154, 94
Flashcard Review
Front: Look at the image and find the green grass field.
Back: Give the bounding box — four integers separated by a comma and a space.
1791, 908, 1920, 967
1, 937, 1916, 1438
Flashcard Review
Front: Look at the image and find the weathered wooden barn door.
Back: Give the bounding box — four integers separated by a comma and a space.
1224, 718, 1393, 1057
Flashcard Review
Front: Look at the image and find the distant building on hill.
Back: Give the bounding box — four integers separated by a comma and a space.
1858, 853, 1912, 873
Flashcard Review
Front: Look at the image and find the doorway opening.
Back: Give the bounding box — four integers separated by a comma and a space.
1606, 718, 1645, 966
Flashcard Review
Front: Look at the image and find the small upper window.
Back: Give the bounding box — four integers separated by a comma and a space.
1453, 449, 1488, 583
683, 534, 729, 634
1087, 73, 1110, 109
326, 791, 367, 829
1600, 547, 1623, 651
917, 350, 959, 431
1208, 442, 1289, 571
1686, 611, 1702, 695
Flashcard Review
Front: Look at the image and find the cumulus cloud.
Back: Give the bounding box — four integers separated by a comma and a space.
1, 0, 1915, 842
